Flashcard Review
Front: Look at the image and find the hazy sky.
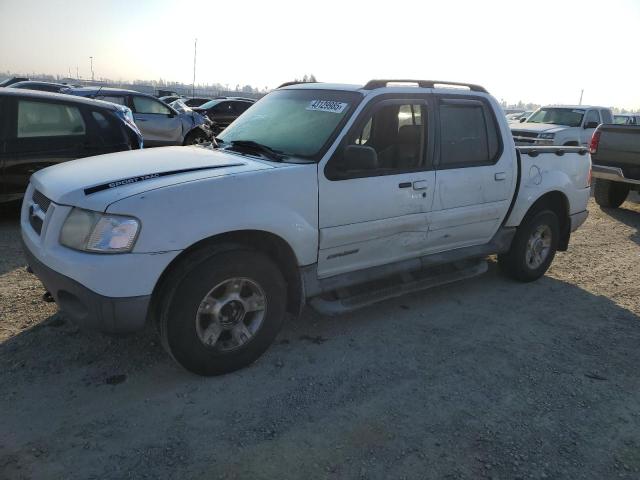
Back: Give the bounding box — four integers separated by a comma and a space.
1, 0, 638, 108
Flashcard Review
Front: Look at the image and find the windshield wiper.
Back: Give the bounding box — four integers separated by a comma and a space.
227, 140, 286, 161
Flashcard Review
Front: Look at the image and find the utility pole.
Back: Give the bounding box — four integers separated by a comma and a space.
76, 66, 79, 80
89, 56, 94, 82
579, 89, 584, 105
192, 38, 197, 98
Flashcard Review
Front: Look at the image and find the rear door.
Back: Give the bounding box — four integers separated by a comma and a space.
2, 96, 89, 201
426, 96, 516, 252
131, 94, 182, 146
318, 96, 435, 278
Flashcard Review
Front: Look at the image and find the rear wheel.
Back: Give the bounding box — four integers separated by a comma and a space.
499, 210, 559, 282
594, 179, 629, 208
158, 248, 286, 376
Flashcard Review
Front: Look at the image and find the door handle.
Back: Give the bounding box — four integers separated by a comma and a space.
494, 172, 506, 181
412, 180, 428, 190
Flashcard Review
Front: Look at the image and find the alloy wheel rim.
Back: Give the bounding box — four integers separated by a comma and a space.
195, 277, 266, 352
525, 224, 552, 269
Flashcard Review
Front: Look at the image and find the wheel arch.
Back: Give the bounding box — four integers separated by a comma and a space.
518, 190, 571, 251
148, 229, 304, 325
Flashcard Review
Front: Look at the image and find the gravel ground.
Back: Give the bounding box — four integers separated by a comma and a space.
1, 198, 640, 480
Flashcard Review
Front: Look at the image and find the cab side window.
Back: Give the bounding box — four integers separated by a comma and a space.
584, 110, 600, 126
438, 100, 499, 169
132, 96, 171, 115
326, 102, 427, 180
17, 100, 86, 138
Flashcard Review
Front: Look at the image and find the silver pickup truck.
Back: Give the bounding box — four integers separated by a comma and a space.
591, 123, 640, 208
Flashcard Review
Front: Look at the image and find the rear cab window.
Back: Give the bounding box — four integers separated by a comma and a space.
437, 97, 500, 169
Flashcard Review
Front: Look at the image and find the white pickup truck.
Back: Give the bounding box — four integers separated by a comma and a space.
511, 105, 614, 147
21, 79, 591, 376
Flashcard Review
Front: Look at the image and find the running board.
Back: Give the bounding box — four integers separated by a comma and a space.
308, 259, 488, 316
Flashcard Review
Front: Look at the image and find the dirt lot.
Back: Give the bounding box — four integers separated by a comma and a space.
2, 198, 640, 480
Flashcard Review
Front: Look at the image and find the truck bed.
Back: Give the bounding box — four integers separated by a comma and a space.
592, 124, 640, 182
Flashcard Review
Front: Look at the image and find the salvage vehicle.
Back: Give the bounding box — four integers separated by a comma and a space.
0, 76, 29, 87
21, 79, 591, 375
8, 81, 73, 93
1, 89, 142, 204
613, 114, 640, 125
590, 123, 640, 208
192, 98, 254, 133
511, 105, 613, 146
65, 87, 212, 146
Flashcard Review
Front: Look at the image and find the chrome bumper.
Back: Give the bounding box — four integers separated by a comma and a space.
592, 164, 640, 185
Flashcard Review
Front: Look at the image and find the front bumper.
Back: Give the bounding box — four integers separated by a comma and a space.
23, 240, 150, 334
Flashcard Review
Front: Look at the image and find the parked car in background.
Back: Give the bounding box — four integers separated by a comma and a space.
511, 105, 613, 146
613, 114, 640, 125
0, 89, 142, 203
8, 81, 73, 93
506, 111, 532, 122
66, 87, 212, 146
590, 123, 640, 208
0, 76, 29, 87
192, 98, 255, 133
21, 79, 591, 375
159, 95, 183, 104
183, 97, 214, 107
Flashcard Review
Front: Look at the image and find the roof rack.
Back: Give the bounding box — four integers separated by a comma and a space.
362, 79, 487, 93
277, 81, 320, 89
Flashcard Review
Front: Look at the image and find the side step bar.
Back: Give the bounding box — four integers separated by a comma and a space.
308, 259, 488, 316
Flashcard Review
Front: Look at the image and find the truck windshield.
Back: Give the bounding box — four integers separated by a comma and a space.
527, 108, 584, 127
217, 89, 362, 160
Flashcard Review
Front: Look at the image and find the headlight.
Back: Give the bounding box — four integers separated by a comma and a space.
60, 208, 140, 253
539, 133, 555, 140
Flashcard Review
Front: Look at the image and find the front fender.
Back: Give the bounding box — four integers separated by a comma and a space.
106, 164, 319, 266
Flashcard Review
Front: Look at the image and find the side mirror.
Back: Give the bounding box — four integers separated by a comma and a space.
519, 117, 526, 123
584, 121, 599, 129
343, 145, 378, 172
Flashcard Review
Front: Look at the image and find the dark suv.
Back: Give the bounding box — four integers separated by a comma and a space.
0, 89, 142, 203
193, 98, 255, 133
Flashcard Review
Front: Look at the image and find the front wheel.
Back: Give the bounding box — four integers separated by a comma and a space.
499, 210, 559, 282
158, 248, 287, 376
183, 130, 210, 146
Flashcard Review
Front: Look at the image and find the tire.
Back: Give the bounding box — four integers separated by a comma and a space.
594, 179, 629, 208
498, 210, 559, 282
183, 130, 209, 146
158, 247, 286, 376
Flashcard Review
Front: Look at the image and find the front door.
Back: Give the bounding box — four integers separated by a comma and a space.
131, 95, 182, 146
2, 96, 88, 201
427, 96, 516, 253
318, 98, 435, 278
580, 109, 601, 146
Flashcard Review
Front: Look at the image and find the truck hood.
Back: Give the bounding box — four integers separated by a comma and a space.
511, 123, 568, 134
30, 146, 274, 210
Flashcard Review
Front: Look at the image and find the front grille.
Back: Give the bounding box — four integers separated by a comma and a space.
29, 189, 51, 235
32, 189, 51, 213
511, 130, 539, 138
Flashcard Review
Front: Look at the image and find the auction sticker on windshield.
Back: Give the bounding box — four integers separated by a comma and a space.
306, 100, 348, 113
